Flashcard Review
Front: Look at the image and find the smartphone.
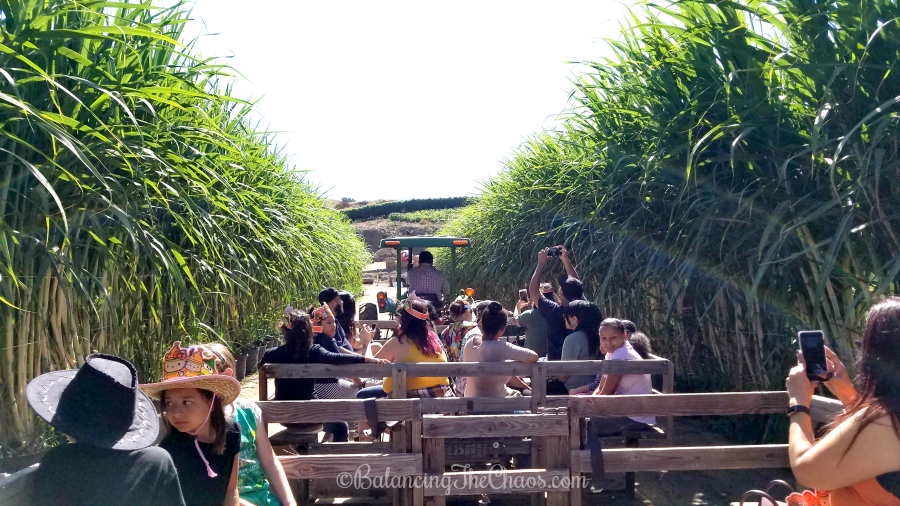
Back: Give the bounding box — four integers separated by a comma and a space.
518, 289, 528, 301
547, 247, 561, 257
798, 330, 829, 382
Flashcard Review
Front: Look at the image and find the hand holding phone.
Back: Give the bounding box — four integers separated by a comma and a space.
798, 330, 833, 382
518, 289, 528, 301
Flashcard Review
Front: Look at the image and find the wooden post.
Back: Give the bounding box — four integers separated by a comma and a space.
390, 364, 410, 506
423, 437, 446, 506
259, 365, 268, 402
568, 410, 583, 506
530, 362, 548, 506
545, 434, 569, 506
662, 359, 674, 447
531, 362, 547, 412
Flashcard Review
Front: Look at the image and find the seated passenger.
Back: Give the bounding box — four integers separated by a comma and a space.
557, 300, 603, 393
259, 306, 387, 443
583, 318, 656, 434
338, 290, 380, 355
141, 342, 244, 506
512, 282, 554, 358
204, 343, 296, 506
463, 301, 538, 400
28, 354, 186, 506
785, 297, 900, 506
441, 299, 477, 363
308, 304, 365, 401
357, 299, 452, 399
571, 327, 654, 395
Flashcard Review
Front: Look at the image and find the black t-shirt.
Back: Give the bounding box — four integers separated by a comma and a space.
538, 297, 569, 361
33, 443, 186, 506
160, 418, 241, 506
260, 344, 366, 400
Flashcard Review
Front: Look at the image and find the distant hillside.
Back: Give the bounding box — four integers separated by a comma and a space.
342, 197, 471, 221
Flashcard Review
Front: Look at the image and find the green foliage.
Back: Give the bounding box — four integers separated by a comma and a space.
0, 0, 369, 447
343, 197, 472, 221
388, 209, 457, 223
441, 0, 900, 393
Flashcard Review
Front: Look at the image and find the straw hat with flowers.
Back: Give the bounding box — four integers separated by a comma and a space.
140, 341, 241, 405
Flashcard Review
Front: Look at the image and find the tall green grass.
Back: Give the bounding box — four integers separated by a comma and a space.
0, 0, 369, 449
441, 0, 900, 393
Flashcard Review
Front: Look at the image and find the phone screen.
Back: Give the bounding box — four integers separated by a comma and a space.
519, 289, 528, 301
799, 330, 828, 380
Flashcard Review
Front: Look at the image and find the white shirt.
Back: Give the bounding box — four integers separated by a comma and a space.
607, 342, 655, 425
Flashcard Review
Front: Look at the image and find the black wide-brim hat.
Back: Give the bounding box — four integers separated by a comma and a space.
26, 354, 159, 450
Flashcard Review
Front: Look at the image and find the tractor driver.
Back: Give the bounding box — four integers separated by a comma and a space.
408, 251, 450, 308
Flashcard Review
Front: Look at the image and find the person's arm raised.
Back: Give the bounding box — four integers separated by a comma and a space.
558, 246, 579, 280
529, 248, 549, 303
787, 356, 900, 489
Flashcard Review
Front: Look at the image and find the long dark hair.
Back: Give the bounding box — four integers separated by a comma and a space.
282, 311, 314, 361
338, 291, 356, 337
159, 389, 226, 455
564, 300, 602, 356
830, 297, 900, 454
397, 300, 443, 358
478, 301, 507, 339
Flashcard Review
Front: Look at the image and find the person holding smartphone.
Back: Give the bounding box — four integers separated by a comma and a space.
513, 283, 553, 358
785, 297, 900, 505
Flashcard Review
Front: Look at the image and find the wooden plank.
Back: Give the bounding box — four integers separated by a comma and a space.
423, 469, 571, 496
263, 362, 391, 379
261, 360, 668, 380
259, 366, 268, 402
570, 445, 790, 473
569, 392, 790, 418
258, 399, 420, 423
423, 414, 568, 439
279, 453, 422, 480
392, 364, 408, 399
420, 396, 532, 414
308, 441, 393, 455
308, 478, 391, 501
544, 359, 670, 376
810, 395, 843, 423
405, 361, 533, 377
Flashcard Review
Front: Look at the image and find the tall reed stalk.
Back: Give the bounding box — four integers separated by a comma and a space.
0, 0, 369, 450
441, 0, 900, 393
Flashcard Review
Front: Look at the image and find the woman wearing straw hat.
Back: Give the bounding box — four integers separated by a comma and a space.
141, 342, 243, 506
27, 353, 186, 506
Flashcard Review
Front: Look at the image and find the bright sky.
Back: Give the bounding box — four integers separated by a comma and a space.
179, 0, 629, 200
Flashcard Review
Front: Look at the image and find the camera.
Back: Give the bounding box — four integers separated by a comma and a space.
547, 247, 562, 257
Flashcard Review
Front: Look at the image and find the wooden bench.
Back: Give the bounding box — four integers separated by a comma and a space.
567, 392, 843, 505
259, 359, 674, 505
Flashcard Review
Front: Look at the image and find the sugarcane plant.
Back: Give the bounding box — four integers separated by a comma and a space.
0, 0, 369, 450
441, 0, 900, 393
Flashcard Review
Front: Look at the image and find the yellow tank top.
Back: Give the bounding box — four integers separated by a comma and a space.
383, 340, 449, 394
